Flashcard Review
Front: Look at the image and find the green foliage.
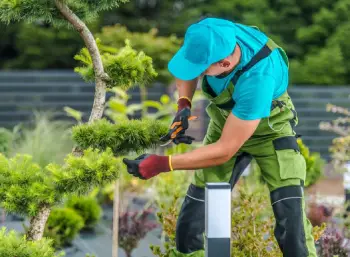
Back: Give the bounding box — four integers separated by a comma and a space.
2, 0, 350, 85
0, 153, 57, 217
64, 106, 83, 123
0, 127, 13, 156
96, 24, 181, 84
150, 192, 182, 257
65, 195, 102, 229
95, 183, 115, 205
0, 22, 20, 68
124, 90, 205, 124
48, 147, 120, 195
0, 227, 64, 257
2, 23, 83, 69
104, 86, 203, 124
151, 170, 192, 208
230, 184, 282, 257
150, 183, 282, 257
44, 207, 84, 248
10, 111, 74, 167
151, 180, 325, 257
71, 118, 168, 156
74, 39, 158, 89
149, 166, 193, 257
104, 0, 350, 85
290, 45, 347, 85
0, 0, 128, 27
297, 138, 325, 187
0, 146, 120, 218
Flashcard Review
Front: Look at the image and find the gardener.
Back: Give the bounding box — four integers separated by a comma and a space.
123, 17, 317, 257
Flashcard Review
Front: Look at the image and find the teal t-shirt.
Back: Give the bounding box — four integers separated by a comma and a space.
206, 23, 289, 120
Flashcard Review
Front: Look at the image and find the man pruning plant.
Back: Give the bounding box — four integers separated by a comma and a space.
123, 17, 317, 257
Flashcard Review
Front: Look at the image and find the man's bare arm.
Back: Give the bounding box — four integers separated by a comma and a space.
176, 78, 198, 101
171, 113, 260, 170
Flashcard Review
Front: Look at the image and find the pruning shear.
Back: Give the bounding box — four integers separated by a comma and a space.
159, 115, 198, 146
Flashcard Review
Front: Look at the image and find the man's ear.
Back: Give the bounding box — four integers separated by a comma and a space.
219, 59, 231, 68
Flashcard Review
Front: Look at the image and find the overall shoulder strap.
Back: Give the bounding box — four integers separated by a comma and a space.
231, 38, 279, 85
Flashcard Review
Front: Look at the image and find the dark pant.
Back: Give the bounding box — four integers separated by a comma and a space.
175, 153, 315, 257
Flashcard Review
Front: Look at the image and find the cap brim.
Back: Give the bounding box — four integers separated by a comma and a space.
168, 47, 209, 81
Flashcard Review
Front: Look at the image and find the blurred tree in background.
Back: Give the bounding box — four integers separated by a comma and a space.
96, 25, 181, 84
1, 0, 350, 85
1, 23, 83, 69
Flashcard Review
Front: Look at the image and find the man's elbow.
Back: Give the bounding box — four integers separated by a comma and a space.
218, 144, 237, 163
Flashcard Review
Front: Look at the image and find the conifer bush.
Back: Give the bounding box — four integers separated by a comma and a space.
65, 195, 102, 229
0, 227, 63, 257
72, 118, 168, 156
0, 147, 119, 241
0, 1, 170, 253
44, 208, 85, 248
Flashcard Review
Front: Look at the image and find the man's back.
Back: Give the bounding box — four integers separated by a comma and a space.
206, 23, 289, 120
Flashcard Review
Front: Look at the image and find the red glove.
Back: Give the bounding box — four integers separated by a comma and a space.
122, 154, 173, 180
177, 97, 192, 110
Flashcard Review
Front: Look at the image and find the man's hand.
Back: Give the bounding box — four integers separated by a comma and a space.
170, 113, 261, 170
160, 97, 197, 145
160, 107, 197, 145
123, 154, 172, 180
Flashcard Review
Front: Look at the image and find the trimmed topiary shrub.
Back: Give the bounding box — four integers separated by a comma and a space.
44, 208, 84, 248
0, 227, 64, 257
65, 195, 102, 229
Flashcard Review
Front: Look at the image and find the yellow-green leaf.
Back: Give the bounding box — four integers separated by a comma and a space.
143, 100, 162, 110
160, 94, 170, 105
109, 99, 127, 114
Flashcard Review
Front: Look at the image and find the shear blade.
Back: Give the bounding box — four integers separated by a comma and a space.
160, 140, 172, 146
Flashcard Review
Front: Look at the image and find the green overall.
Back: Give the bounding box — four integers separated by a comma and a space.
171, 38, 317, 257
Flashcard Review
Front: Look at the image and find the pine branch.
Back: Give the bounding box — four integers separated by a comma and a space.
71, 118, 169, 156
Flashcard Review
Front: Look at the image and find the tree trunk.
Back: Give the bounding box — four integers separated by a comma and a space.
26, 204, 51, 241
112, 180, 120, 257
139, 84, 147, 118
54, 0, 109, 123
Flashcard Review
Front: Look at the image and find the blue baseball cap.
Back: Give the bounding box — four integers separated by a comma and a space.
168, 18, 237, 81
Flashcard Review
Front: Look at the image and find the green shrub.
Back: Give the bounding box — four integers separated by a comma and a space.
0, 146, 119, 217
297, 138, 325, 187
74, 39, 158, 89
44, 208, 84, 248
150, 192, 182, 257
0, 153, 57, 217
230, 184, 282, 257
72, 118, 168, 156
0, 128, 12, 156
3, 23, 84, 70
10, 111, 74, 167
96, 24, 182, 84
0, 227, 64, 257
65, 196, 102, 229
48, 147, 121, 195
